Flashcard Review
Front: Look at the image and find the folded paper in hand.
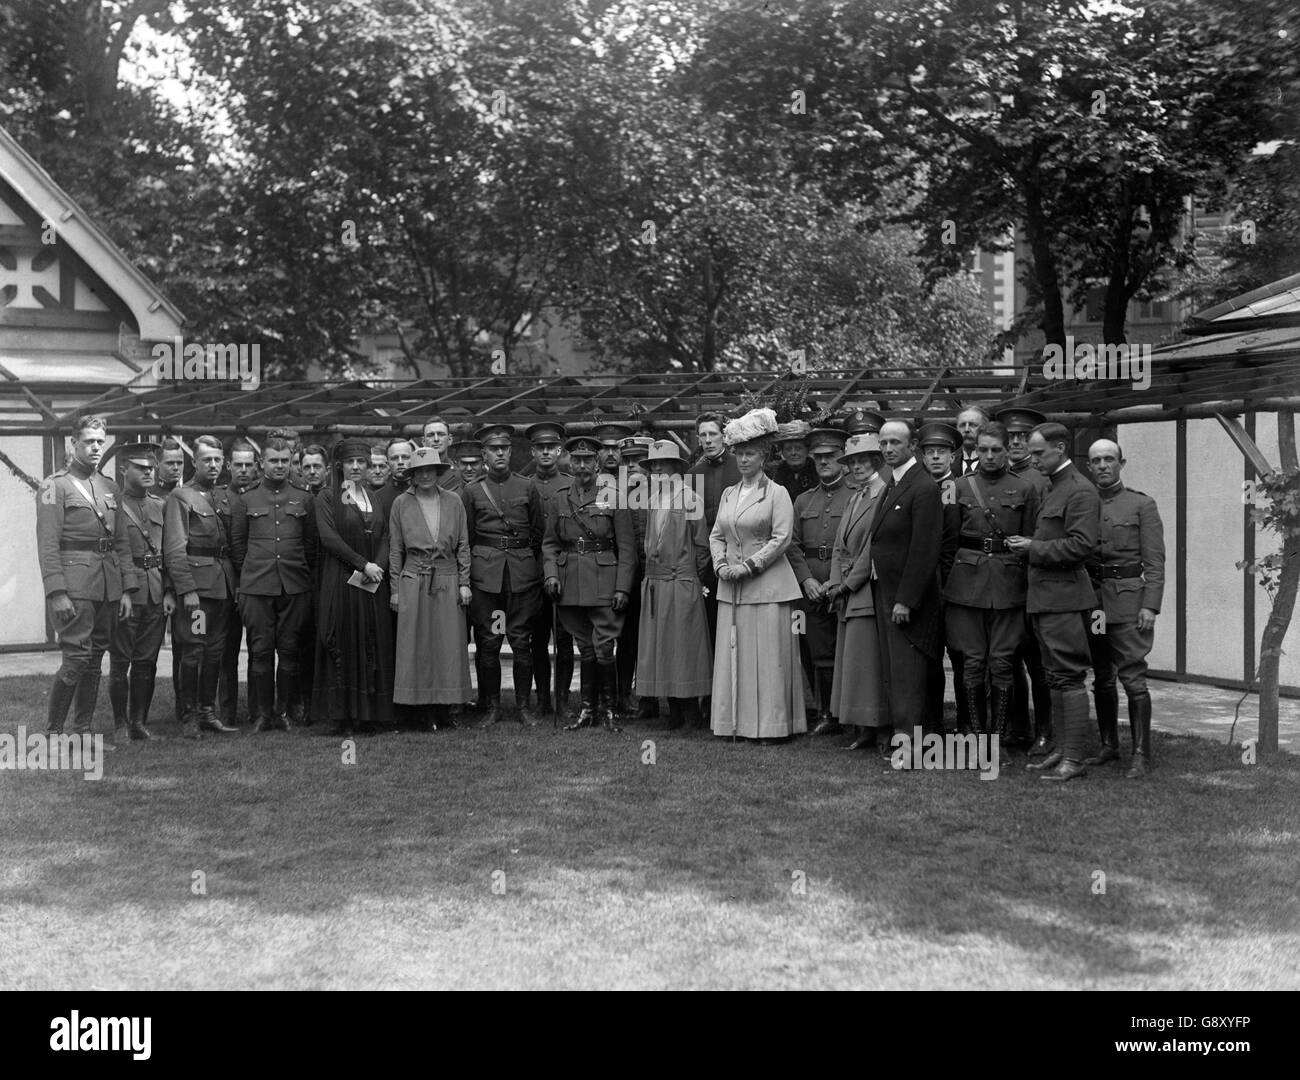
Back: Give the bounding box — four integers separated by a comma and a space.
347, 570, 380, 593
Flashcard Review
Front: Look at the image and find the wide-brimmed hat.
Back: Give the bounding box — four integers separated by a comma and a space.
644, 439, 689, 468
409, 446, 449, 472
838, 433, 882, 463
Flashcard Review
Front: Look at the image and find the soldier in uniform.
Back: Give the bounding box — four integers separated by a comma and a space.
375, 436, 414, 519
217, 439, 261, 729
523, 421, 574, 717
1084, 439, 1165, 778
451, 437, 484, 488
616, 434, 656, 718
996, 406, 1053, 758
151, 437, 186, 497
231, 434, 317, 731
421, 415, 464, 494
1006, 422, 1101, 782
767, 420, 818, 503
943, 422, 1039, 756
594, 423, 633, 480
786, 426, 855, 734
36, 415, 137, 742
107, 440, 173, 742
543, 435, 637, 732
918, 421, 965, 733
300, 444, 328, 495
163, 434, 240, 738
462, 424, 547, 726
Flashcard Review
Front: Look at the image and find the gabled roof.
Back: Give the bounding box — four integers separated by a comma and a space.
0, 124, 185, 341
1186, 272, 1300, 336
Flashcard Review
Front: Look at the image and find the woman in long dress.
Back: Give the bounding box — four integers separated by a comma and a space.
389, 446, 473, 729
313, 438, 395, 735
635, 440, 713, 731
709, 409, 806, 742
826, 433, 892, 754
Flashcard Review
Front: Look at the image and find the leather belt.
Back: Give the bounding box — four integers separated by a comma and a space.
134, 554, 163, 569
186, 544, 227, 558
60, 539, 114, 553
1088, 562, 1143, 580
802, 544, 832, 561
959, 536, 1011, 554
484, 537, 531, 550
565, 538, 614, 554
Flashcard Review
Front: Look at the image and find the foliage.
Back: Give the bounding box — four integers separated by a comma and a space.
1239, 465, 1300, 595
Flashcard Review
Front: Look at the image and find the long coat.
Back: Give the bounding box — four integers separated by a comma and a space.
829, 474, 887, 617
542, 483, 637, 606
37, 464, 135, 602
866, 460, 943, 659
1092, 483, 1165, 623
163, 483, 238, 601
1026, 463, 1100, 614
636, 487, 712, 697
461, 473, 545, 593
708, 478, 801, 605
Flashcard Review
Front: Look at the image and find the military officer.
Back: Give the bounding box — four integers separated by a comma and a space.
616, 434, 656, 718
523, 421, 575, 717
1006, 422, 1101, 782
462, 424, 547, 726
299, 444, 328, 495
107, 439, 173, 742
996, 406, 1053, 757
543, 435, 637, 732
36, 415, 137, 742
594, 423, 634, 480
787, 426, 855, 733
450, 437, 484, 488
943, 421, 1040, 756
163, 434, 241, 739
217, 439, 261, 728
151, 437, 186, 497
918, 421, 966, 734
231, 434, 318, 732
768, 420, 818, 502
1084, 439, 1165, 778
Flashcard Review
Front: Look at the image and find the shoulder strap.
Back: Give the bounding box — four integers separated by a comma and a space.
119, 496, 158, 554
67, 474, 113, 536
964, 475, 1007, 539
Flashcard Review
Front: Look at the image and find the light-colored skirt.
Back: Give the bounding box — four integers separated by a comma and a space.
636, 577, 713, 697
710, 600, 807, 739
393, 571, 472, 704
831, 614, 890, 728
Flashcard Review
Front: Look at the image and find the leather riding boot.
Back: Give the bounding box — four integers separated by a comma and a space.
71, 670, 103, 738
555, 645, 574, 713
989, 683, 1014, 766
513, 655, 540, 727
108, 665, 130, 733
128, 669, 155, 740
963, 682, 987, 737
565, 660, 598, 730
1027, 680, 1054, 758
1126, 691, 1153, 778
598, 661, 622, 733
275, 668, 295, 730
1042, 689, 1089, 782
536, 688, 553, 717
1027, 690, 1065, 771
1085, 683, 1120, 765
199, 706, 239, 734
478, 657, 502, 726
46, 676, 78, 735
811, 670, 841, 734
248, 666, 271, 732
179, 660, 201, 739
665, 697, 685, 730
198, 658, 239, 734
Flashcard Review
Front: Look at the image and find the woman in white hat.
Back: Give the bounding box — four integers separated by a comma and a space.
389, 446, 473, 729
709, 409, 806, 742
826, 433, 892, 751
636, 440, 713, 731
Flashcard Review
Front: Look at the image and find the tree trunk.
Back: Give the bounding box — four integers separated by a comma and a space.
1258, 409, 1298, 754
1021, 173, 1066, 350
1101, 277, 1130, 346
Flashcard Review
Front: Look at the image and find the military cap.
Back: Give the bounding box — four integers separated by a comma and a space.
408, 446, 449, 472
593, 423, 634, 446
807, 427, 848, 454
838, 433, 881, 463
114, 439, 162, 465
525, 421, 566, 446
566, 435, 602, 456
619, 435, 655, 460
450, 439, 483, 462
774, 419, 812, 444
995, 407, 1047, 433
917, 422, 962, 451
474, 423, 515, 447
843, 409, 887, 436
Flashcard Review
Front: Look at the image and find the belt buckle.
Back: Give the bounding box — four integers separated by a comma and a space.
575, 537, 587, 555
97, 537, 114, 553
982, 537, 994, 554
497, 537, 509, 550
818, 545, 829, 561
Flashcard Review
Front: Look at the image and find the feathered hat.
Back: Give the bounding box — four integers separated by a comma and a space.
723, 408, 778, 448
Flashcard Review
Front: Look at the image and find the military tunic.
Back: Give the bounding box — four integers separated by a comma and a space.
542, 481, 636, 661
787, 476, 855, 706
1005, 456, 1053, 743
527, 469, 575, 703
1087, 483, 1165, 695
943, 468, 1038, 687
36, 460, 137, 711
109, 490, 169, 670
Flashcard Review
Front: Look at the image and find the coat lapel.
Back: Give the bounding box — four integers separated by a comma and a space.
870, 464, 913, 538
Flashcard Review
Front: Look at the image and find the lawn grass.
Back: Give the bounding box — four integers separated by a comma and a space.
1, 673, 1297, 990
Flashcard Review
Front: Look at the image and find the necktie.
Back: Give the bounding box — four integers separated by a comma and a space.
963, 456, 976, 475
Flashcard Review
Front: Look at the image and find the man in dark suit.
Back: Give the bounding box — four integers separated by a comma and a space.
869, 420, 944, 749
918, 420, 964, 734
1007, 422, 1101, 782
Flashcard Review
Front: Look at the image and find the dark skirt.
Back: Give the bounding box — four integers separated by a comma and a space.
313, 559, 395, 728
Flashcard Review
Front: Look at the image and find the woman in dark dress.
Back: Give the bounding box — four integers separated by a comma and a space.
313, 438, 395, 735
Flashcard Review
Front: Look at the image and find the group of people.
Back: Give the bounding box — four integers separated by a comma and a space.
34, 399, 1165, 781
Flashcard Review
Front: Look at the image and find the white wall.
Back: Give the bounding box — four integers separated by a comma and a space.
0, 434, 53, 647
